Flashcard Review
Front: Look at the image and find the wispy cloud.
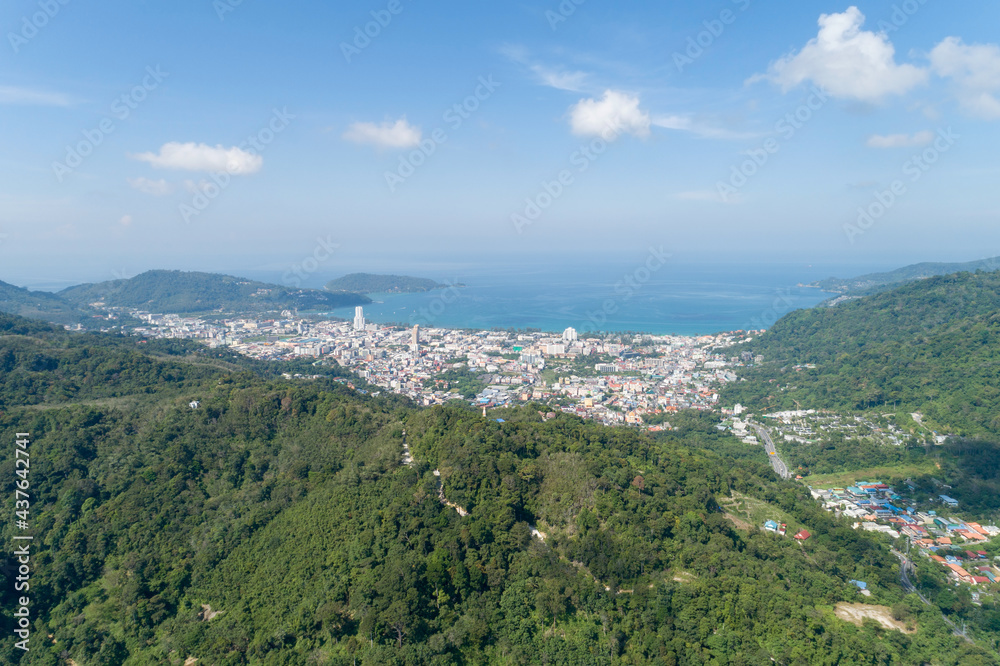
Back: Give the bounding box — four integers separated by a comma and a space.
127, 177, 174, 196
342, 118, 422, 149
0, 85, 73, 106
866, 131, 934, 148
675, 190, 739, 203
501, 44, 589, 92
533, 65, 588, 92
653, 115, 758, 141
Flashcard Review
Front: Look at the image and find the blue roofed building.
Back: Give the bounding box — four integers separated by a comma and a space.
940, 495, 959, 508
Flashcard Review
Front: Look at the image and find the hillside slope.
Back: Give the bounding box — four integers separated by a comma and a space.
0, 279, 91, 325
727, 270, 1000, 435
0, 313, 995, 664
811, 256, 1000, 296
59, 270, 370, 314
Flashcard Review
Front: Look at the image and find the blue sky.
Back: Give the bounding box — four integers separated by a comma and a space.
1, 0, 999, 286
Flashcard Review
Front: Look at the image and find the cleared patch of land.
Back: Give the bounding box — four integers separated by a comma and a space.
717, 492, 803, 535
805, 462, 938, 489
723, 512, 753, 531
834, 603, 915, 634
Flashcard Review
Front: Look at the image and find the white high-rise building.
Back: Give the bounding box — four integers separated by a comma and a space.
353, 306, 365, 331
410, 325, 420, 352
563, 327, 578, 342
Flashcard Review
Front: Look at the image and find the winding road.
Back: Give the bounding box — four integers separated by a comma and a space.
750, 422, 790, 479
893, 549, 973, 643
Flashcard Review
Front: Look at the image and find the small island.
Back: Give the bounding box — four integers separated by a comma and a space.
325, 273, 462, 294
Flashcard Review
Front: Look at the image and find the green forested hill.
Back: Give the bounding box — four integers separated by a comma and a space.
1, 313, 997, 664
0, 279, 91, 325
58, 270, 370, 314
727, 270, 1000, 436
810, 256, 1000, 296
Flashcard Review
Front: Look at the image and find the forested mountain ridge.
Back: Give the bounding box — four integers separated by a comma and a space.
58, 270, 370, 314
727, 269, 1000, 436
810, 256, 1000, 296
0, 312, 997, 664
0, 279, 92, 325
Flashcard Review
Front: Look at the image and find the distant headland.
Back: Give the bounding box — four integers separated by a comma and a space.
325, 273, 464, 294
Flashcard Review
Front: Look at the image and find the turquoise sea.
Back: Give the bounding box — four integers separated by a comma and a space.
288, 261, 846, 336
21, 259, 866, 336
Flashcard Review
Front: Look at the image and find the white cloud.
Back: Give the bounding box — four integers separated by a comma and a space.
569, 90, 650, 138
753, 7, 927, 102
131, 142, 263, 174
866, 130, 934, 148
0, 85, 73, 106
119, 215, 133, 227
342, 118, 422, 149
930, 36, 1000, 119
127, 177, 173, 196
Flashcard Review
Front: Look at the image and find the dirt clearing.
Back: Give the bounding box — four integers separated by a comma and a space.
834, 603, 915, 634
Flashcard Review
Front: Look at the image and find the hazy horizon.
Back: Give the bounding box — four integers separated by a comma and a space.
4, 251, 981, 294
2, 1, 999, 284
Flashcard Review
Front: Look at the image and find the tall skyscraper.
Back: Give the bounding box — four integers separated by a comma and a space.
410, 324, 420, 352
353, 306, 365, 331
563, 327, 578, 342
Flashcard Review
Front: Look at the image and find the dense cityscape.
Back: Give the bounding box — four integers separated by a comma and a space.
115, 305, 747, 428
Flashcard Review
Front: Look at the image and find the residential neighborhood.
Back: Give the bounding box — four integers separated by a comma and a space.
811, 481, 1000, 589
115, 308, 751, 428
